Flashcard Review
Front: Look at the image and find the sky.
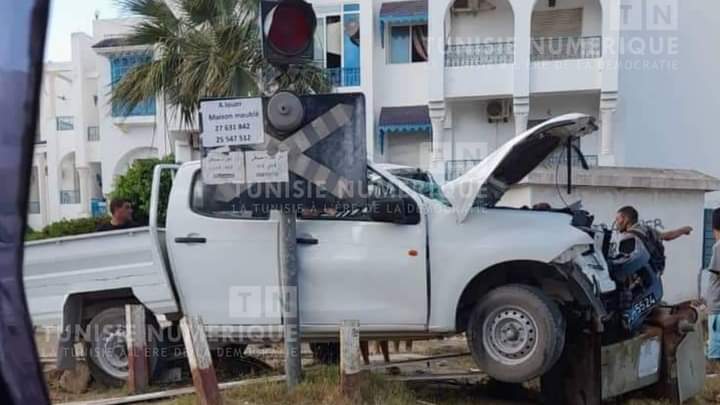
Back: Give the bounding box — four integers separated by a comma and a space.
44, 0, 121, 62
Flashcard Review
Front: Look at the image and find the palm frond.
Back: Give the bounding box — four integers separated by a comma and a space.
111, 0, 330, 126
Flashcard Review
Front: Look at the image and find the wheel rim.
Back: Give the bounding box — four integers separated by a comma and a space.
91, 323, 129, 380
482, 306, 538, 366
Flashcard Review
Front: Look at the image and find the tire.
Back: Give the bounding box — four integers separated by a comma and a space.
86, 307, 159, 387
466, 284, 565, 383
309, 342, 340, 364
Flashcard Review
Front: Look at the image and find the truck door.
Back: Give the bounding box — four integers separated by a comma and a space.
166, 165, 282, 327
296, 167, 428, 331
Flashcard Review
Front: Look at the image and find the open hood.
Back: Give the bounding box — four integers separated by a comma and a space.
442, 113, 598, 222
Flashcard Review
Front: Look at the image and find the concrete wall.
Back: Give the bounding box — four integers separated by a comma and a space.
447, 99, 516, 161
449, 0, 514, 42
613, 1, 720, 207
530, 92, 601, 155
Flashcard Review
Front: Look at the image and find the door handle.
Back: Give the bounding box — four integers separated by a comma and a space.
175, 236, 207, 244
296, 237, 319, 245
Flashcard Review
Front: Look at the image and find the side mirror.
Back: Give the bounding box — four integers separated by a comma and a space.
369, 198, 420, 225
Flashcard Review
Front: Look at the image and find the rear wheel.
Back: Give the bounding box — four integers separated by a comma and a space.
309, 342, 340, 364
467, 284, 565, 383
86, 307, 159, 387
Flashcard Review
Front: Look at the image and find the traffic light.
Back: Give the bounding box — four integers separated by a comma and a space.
261, 0, 317, 66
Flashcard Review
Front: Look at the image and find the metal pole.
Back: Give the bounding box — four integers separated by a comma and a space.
279, 207, 301, 388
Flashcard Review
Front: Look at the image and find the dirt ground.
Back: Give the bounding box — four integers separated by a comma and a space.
45, 337, 720, 404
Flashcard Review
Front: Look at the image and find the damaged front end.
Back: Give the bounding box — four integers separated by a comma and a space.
554, 208, 665, 339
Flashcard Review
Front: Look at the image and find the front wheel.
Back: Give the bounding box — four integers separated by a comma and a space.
467, 284, 565, 383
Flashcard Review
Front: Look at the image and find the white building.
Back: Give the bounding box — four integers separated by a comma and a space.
30, 0, 720, 265
306, 0, 720, 267
29, 18, 177, 230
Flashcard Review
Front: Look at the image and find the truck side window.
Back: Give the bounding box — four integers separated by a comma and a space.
190, 173, 270, 220
300, 168, 408, 221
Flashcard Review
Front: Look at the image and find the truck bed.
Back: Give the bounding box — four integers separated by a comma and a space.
23, 227, 179, 326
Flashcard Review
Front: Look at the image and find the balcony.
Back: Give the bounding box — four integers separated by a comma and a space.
28, 201, 40, 214
444, 42, 514, 99
323, 67, 360, 88
60, 190, 81, 205
530, 36, 603, 94
531, 36, 602, 62
445, 42, 514, 67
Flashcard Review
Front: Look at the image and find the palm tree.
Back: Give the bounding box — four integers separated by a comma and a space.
111, 0, 330, 126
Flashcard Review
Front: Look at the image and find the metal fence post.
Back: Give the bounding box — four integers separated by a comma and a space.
279, 208, 301, 388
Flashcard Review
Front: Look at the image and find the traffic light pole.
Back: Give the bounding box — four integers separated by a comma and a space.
279, 207, 301, 388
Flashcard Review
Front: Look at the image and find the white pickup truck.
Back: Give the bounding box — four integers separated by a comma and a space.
25, 114, 618, 386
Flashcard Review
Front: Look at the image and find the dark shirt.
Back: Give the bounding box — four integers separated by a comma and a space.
96, 221, 138, 232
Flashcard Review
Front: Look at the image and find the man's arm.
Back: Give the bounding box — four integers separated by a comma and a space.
660, 226, 693, 241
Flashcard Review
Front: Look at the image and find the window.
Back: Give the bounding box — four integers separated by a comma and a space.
190, 173, 269, 220
300, 168, 411, 221
110, 52, 156, 117
313, 4, 361, 87
389, 24, 428, 64
56, 116, 74, 131
87, 126, 100, 141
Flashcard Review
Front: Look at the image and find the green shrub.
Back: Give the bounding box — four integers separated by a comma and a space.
111, 155, 174, 226
25, 217, 111, 241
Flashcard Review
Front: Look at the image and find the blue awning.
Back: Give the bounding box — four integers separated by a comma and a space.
378, 105, 432, 153
380, 0, 428, 46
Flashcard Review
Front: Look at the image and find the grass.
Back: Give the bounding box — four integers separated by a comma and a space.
165, 367, 417, 405
157, 369, 720, 405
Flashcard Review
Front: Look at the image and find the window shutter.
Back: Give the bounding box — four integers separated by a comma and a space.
532, 8, 583, 38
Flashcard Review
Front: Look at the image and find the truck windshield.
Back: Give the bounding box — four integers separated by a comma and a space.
388, 169, 451, 206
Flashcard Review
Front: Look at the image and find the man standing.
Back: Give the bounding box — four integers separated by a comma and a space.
705, 208, 720, 364
615, 206, 693, 243
96, 198, 137, 231
614, 206, 693, 273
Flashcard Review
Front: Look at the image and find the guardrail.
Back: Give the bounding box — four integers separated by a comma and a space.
531, 36, 602, 61
324, 67, 361, 87
60, 190, 81, 205
445, 42, 515, 67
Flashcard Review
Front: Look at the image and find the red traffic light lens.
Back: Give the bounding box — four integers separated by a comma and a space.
267, 3, 314, 56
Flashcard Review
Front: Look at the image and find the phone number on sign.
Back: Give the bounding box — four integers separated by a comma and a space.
215, 123, 251, 132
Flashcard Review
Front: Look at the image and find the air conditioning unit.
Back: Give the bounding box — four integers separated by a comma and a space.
486, 99, 512, 123
452, 0, 496, 14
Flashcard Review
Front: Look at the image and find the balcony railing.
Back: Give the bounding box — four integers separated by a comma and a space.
323, 67, 361, 87
87, 126, 100, 142
541, 153, 599, 169
60, 190, 81, 205
445, 154, 599, 182
445, 42, 515, 67
445, 159, 483, 182
531, 36, 602, 62
28, 201, 40, 214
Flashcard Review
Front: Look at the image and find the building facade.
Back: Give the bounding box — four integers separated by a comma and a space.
29, 18, 177, 230
30, 1, 720, 263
